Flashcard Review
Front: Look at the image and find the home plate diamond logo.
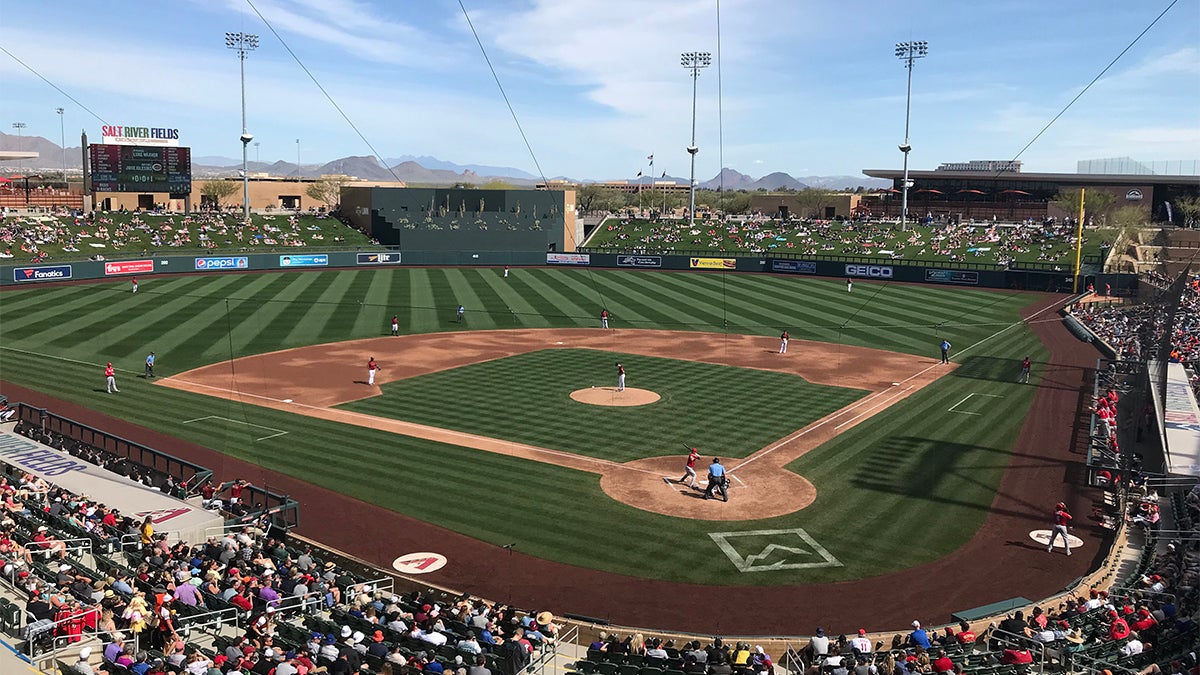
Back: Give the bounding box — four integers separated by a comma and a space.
709, 528, 842, 572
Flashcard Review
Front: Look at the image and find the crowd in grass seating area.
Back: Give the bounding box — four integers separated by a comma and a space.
1073, 274, 1200, 363
0, 208, 352, 261
589, 215, 1088, 267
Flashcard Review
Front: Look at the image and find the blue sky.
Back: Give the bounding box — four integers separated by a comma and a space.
1, 0, 1197, 180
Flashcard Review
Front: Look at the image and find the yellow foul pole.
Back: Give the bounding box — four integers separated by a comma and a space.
1073, 187, 1086, 293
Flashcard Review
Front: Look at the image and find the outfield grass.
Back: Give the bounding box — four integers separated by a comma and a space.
342, 349, 865, 462
0, 268, 1048, 584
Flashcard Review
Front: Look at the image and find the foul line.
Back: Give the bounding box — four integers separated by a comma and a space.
0, 344, 142, 374
732, 294, 1067, 472
181, 415, 289, 441
948, 393, 1003, 416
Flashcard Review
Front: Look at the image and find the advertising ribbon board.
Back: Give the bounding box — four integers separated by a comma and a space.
357, 252, 402, 265
771, 260, 817, 274
845, 264, 893, 278
279, 254, 328, 268
925, 269, 979, 285
546, 253, 591, 265
104, 260, 155, 276
690, 257, 737, 270
13, 265, 73, 283
617, 255, 663, 268
194, 256, 249, 271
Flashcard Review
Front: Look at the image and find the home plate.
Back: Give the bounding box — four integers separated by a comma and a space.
283, 399, 293, 403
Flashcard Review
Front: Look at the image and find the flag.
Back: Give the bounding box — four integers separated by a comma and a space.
636, 171, 642, 177
661, 171, 667, 178
647, 154, 654, 166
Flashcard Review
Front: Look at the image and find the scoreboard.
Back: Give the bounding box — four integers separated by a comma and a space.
89, 144, 192, 195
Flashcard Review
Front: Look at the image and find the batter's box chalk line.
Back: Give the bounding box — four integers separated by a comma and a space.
709, 528, 842, 572
181, 415, 289, 441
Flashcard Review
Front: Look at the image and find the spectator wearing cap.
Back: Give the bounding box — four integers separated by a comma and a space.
849, 629, 871, 654
809, 628, 830, 659
319, 635, 340, 663
73, 646, 96, 675
908, 621, 931, 649
1108, 611, 1131, 640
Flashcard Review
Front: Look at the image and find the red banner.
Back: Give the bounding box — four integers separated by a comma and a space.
104, 260, 154, 275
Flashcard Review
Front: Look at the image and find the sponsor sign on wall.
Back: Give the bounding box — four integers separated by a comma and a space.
690, 257, 737, 270
546, 253, 591, 265
924, 269, 979, 285
771, 260, 817, 274
194, 256, 249, 271
357, 252, 402, 265
104, 260, 155, 276
13, 265, 72, 283
279, 254, 328, 267
845, 264, 893, 278
617, 255, 662, 268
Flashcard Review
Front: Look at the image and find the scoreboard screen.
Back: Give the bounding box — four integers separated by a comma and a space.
89, 144, 192, 195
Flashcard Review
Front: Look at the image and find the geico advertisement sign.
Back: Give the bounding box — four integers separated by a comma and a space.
845, 264, 893, 278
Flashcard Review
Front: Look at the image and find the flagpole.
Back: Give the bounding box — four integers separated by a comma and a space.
1072, 188, 1085, 293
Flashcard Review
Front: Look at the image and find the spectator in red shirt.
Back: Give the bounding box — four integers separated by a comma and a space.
955, 621, 976, 644
1108, 611, 1131, 640
931, 649, 954, 674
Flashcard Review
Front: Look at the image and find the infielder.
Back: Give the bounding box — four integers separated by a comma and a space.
367, 357, 380, 386
1046, 502, 1073, 556
779, 331, 789, 354
1019, 356, 1031, 383
600, 309, 610, 329
615, 362, 625, 392
105, 363, 119, 393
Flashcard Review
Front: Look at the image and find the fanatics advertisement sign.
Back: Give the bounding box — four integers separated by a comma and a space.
13, 265, 73, 283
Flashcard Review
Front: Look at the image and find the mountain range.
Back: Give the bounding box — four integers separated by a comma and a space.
0, 131, 890, 190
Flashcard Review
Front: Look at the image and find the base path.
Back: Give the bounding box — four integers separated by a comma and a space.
159, 328, 948, 520
0, 293, 1108, 634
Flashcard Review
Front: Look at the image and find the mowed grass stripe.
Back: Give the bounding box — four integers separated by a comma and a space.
609, 271, 733, 329
224, 273, 326, 357
315, 271, 379, 343
279, 271, 360, 345
536, 270, 634, 324
586, 273, 713, 330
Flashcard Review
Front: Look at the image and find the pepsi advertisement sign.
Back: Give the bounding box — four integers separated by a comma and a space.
279, 254, 328, 267
195, 256, 249, 271
14, 265, 73, 282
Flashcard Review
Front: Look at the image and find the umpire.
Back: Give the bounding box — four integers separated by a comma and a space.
703, 458, 729, 502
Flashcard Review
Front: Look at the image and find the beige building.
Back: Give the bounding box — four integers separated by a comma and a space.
91, 176, 407, 212
749, 192, 863, 220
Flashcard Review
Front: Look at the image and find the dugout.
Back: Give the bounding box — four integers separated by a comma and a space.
341, 186, 578, 252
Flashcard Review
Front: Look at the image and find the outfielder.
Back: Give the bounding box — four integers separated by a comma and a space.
367, 357, 380, 386
391, 315, 399, 336
105, 363, 119, 393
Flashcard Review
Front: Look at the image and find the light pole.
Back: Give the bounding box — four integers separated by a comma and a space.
11, 122, 26, 175
681, 51, 710, 229
226, 31, 259, 222
895, 40, 927, 230
55, 108, 66, 185
254, 141, 260, 164
295, 138, 300, 180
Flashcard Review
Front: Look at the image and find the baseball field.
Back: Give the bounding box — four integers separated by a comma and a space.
0, 266, 1097, 632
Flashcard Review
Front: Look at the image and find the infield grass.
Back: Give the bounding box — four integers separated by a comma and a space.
0, 267, 1051, 584
341, 349, 866, 462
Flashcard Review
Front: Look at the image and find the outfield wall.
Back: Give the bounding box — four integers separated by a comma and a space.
0, 249, 1138, 293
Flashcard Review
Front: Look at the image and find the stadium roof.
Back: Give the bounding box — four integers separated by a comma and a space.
0, 151, 38, 161
863, 169, 1200, 185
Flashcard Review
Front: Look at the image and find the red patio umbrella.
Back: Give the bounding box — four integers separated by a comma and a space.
879, 188, 901, 193
915, 189, 944, 194
956, 189, 985, 194
0, 177, 11, 183
1000, 189, 1031, 196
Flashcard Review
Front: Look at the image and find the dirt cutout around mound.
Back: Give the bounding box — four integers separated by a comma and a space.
569, 387, 660, 406
158, 329, 951, 521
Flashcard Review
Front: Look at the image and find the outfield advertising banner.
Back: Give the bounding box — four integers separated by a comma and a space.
771, 260, 817, 274
925, 269, 980, 285
546, 253, 590, 265
104, 260, 154, 276
279, 254, 328, 267
13, 265, 72, 283
690, 257, 737, 269
617, 255, 662, 268
845, 264, 893, 279
194, 256, 249, 271
357, 252, 402, 265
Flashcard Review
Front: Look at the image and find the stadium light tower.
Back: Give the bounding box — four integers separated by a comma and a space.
681, 51, 711, 230
226, 31, 259, 222
895, 40, 927, 230
56, 108, 66, 184
11, 122, 26, 174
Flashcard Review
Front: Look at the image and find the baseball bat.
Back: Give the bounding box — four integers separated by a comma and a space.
682, 443, 695, 452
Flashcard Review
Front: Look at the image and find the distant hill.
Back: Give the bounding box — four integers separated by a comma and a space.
383, 155, 537, 180
798, 175, 892, 190
0, 131, 83, 170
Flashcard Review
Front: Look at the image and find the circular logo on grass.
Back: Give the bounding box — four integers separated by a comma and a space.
393, 552, 448, 575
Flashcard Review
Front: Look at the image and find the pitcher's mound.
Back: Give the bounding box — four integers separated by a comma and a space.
570, 387, 660, 407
